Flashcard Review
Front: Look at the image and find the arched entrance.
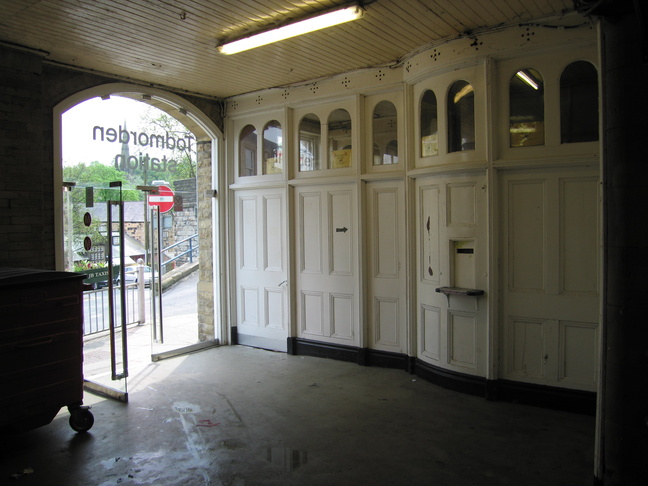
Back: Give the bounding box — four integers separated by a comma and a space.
53, 84, 226, 399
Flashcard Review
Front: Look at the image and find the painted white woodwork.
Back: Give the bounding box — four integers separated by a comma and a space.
499, 167, 599, 390
295, 183, 359, 346
415, 174, 488, 375
234, 188, 288, 351
366, 180, 407, 354
364, 92, 405, 175
411, 63, 489, 170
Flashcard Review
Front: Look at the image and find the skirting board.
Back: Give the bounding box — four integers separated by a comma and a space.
286, 337, 596, 415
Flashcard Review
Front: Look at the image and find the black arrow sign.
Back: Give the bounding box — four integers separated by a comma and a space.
336, 227, 349, 233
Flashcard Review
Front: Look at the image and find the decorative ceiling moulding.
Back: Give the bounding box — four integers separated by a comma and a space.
226, 64, 402, 117
403, 12, 597, 84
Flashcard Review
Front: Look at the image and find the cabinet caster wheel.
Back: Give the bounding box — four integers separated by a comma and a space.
69, 406, 94, 432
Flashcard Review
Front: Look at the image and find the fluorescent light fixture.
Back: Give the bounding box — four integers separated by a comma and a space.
218, 5, 364, 55
516, 70, 539, 90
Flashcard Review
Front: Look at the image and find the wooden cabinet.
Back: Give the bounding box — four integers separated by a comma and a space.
0, 268, 92, 432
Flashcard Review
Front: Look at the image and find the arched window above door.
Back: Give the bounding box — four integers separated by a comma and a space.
262, 120, 282, 175
447, 81, 475, 153
420, 90, 438, 157
561, 61, 599, 143
372, 100, 398, 165
328, 109, 352, 169
239, 124, 257, 177
299, 114, 321, 172
510, 68, 544, 147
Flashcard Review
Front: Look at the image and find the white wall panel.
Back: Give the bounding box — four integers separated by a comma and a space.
331, 293, 353, 339
375, 188, 399, 278
375, 297, 399, 346
420, 185, 440, 284
509, 317, 546, 379
300, 192, 322, 274
265, 289, 284, 329
509, 180, 545, 292
329, 191, 353, 276
302, 291, 324, 336
241, 287, 259, 326
264, 194, 283, 272
240, 196, 258, 271
421, 304, 441, 361
447, 183, 476, 226
559, 321, 598, 386
561, 178, 598, 294
449, 312, 476, 368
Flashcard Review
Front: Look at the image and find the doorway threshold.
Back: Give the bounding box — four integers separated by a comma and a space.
151, 340, 219, 362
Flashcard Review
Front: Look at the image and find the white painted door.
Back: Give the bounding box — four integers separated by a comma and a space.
366, 180, 407, 354
295, 183, 359, 346
234, 188, 288, 351
415, 174, 488, 376
499, 167, 600, 391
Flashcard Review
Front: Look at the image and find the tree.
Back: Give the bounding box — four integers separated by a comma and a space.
63, 161, 141, 268
140, 107, 197, 180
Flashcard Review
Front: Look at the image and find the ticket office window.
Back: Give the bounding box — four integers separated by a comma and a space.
510, 68, 545, 147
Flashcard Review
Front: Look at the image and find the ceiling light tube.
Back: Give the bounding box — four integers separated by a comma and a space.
218, 5, 364, 55
516, 70, 539, 90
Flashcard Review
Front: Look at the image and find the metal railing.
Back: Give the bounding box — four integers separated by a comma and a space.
82, 283, 141, 336
162, 233, 198, 272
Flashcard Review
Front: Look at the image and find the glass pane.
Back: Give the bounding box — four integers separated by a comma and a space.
448, 81, 475, 153
385, 140, 398, 165
420, 90, 438, 157
299, 114, 321, 171
561, 61, 599, 143
239, 124, 257, 176
263, 120, 283, 175
373, 101, 398, 165
328, 109, 352, 169
510, 68, 544, 147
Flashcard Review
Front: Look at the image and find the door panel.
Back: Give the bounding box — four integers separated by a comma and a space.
366, 181, 407, 353
235, 188, 288, 351
415, 174, 488, 376
499, 168, 599, 390
295, 184, 358, 346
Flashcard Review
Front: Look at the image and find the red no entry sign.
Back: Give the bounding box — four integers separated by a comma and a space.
148, 185, 174, 213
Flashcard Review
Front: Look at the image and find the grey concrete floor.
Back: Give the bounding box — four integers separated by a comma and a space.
1, 345, 595, 486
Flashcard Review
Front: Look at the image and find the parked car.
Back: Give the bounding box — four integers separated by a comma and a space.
115, 266, 152, 287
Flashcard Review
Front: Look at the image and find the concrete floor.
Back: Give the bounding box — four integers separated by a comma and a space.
1, 345, 595, 485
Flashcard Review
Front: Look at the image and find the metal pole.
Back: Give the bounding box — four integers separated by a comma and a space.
157, 207, 164, 343
118, 195, 128, 379
106, 201, 117, 380
150, 206, 157, 341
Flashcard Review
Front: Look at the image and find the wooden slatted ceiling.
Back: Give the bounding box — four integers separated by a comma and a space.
0, 0, 574, 99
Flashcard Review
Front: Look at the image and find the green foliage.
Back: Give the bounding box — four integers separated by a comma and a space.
63, 161, 141, 201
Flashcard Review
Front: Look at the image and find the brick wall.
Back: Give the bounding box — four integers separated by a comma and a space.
0, 49, 48, 268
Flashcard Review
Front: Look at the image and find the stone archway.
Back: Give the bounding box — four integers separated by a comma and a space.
53, 83, 225, 344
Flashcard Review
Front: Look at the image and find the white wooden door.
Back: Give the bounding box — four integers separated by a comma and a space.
295, 183, 359, 346
499, 167, 600, 391
415, 174, 488, 376
366, 180, 407, 354
234, 188, 288, 351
